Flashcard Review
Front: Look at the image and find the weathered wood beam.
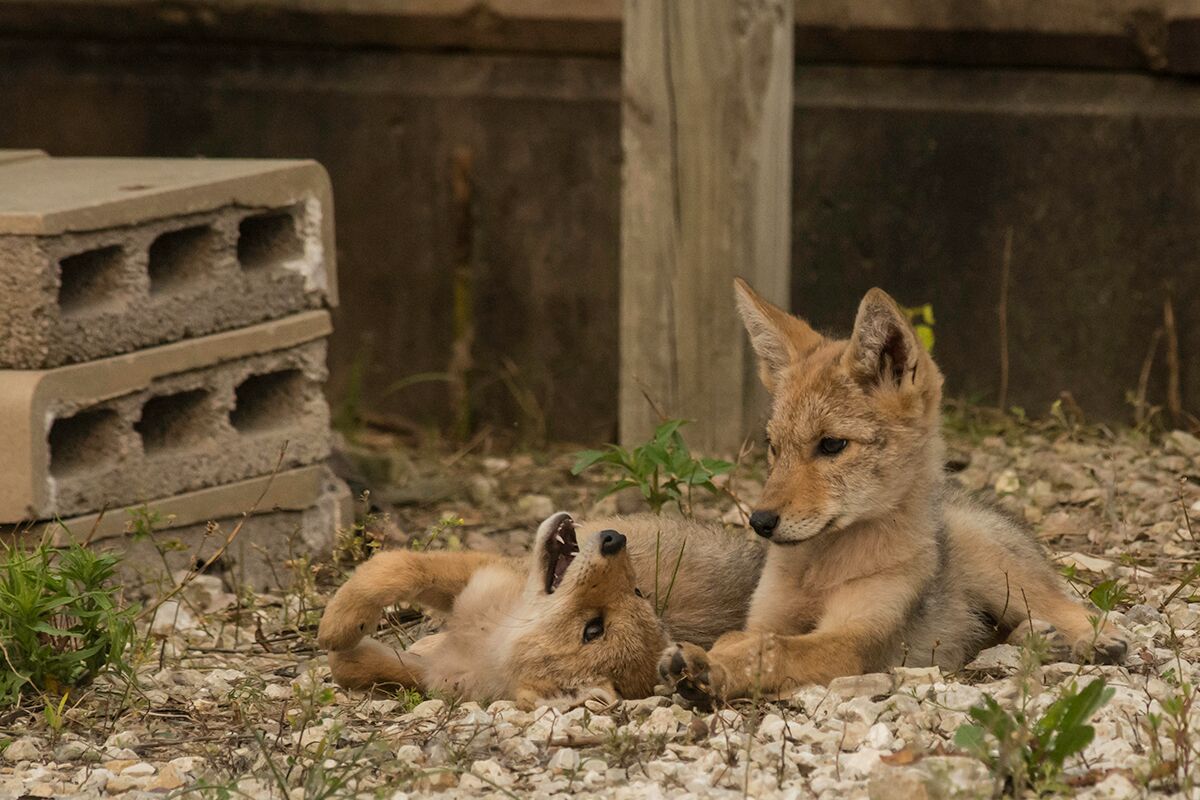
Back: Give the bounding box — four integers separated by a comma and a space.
0, 1, 1185, 73
620, 0, 792, 454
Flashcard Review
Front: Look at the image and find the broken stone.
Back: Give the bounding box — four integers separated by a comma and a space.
516, 494, 555, 521
829, 673, 894, 700
3, 738, 43, 763
964, 644, 1022, 673
1167, 430, 1200, 458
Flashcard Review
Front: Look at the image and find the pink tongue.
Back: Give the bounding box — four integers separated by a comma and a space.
555, 556, 569, 583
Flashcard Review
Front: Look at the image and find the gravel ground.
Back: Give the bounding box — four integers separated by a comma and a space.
3, 419, 1200, 799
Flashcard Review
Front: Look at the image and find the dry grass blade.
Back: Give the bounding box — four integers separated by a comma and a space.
1160, 480, 1199, 610
1164, 295, 1183, 428
81, 504, 108, 548
998, 226, 1013, 412
1134, 327, 1164, 429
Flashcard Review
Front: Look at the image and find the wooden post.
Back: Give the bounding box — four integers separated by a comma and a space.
620, 0, 793, 454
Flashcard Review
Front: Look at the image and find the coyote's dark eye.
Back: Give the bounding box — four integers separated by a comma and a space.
818, 437, 848, 456
582, 616, 605, 643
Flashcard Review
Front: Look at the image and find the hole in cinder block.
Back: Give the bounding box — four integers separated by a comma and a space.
237, 209, 303, 271
57, 246, 126, 317
135, 389, 213, 454
49, 408, 122, 477
231, 369, 307, 432
148, 225, 217, 293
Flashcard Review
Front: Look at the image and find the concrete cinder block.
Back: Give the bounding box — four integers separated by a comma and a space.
34, 464, 338, 544
0, 156, 337, 369
0, 311, 333, 522
23, 466, 353, 595
114, 479, 348, 595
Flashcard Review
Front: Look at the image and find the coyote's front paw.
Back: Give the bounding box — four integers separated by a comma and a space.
317, 586, 381, 651
658, 642, 724, 705
1074, 629, 1128, 665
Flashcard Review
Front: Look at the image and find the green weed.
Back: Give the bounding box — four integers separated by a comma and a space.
412, 514, 465, 551
0, 537, 138, 707
602, 727, 667, 772
901, 303, 936, 352
395, 686, 426, 712
329, 493, 386, 576
955, 676, 1113, 795
333, 342, 371, 436
572, 419, 733, 515
1087, 578, 1135, 616
1144, 679, 1198, 793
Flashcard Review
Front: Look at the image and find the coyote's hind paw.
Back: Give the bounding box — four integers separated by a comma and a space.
1008, 618, 1073, 663
659, 642, 722, 706
317, 586, 382, 652
1075, 629, 1128, 666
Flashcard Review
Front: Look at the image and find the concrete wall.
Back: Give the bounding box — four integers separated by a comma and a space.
0, 6, 1195, 438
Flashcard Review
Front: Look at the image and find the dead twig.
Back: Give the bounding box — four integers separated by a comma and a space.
448, 147, 476, 442
548, 733, 607, 748
1164, 295, 1183, 428
639, 382, 669, 424
442, 426, 493, 468
82, 504, 108, 547
1134, 326, 1164, 428
718, 436, 756, 523
1160, 481, 1199, 610
998, 226, 1013, 412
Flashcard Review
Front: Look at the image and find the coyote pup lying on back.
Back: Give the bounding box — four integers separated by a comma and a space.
319, 513, 763, 708
660, 280, 1128, 702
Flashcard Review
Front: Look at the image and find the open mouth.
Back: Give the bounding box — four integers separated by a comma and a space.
543, 514, 579, 594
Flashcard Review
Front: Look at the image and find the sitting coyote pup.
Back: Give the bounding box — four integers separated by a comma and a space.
319, 512, 763, 708
660, 280, 1127, 702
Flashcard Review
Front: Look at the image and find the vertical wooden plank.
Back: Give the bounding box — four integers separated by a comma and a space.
620, 0, 793, 454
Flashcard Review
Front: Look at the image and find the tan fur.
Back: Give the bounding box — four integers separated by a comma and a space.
660, 280, 1127, 701
320, 514, 764, 708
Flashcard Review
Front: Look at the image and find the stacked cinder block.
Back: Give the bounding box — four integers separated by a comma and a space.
0, 151, 350, 591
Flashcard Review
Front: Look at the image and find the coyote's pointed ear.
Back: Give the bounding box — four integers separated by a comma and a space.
734, 277, 822, 392
846, 288, 931, 392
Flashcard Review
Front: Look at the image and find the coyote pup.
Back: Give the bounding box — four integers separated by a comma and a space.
660, 280, 1127, 701
319, 512, 763, 708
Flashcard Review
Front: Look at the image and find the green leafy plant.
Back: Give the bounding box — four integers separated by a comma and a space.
329, 493, 386, 576
571, 419, 733, 515
954, 581, 1120, 796
412, 514, 465, 551
0, 539, 138, 707
395, 686, 427, 713
1058, 572, 1134, 658
955, 677, 1113, 795
332, 343, 372, 435
901, 303, 936, 352
1088, 578, 1135, 615
1145, 679, 1198, 792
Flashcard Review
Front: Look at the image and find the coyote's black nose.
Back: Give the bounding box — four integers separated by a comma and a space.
599, 530, 627, 555
749, 510, 779, 539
